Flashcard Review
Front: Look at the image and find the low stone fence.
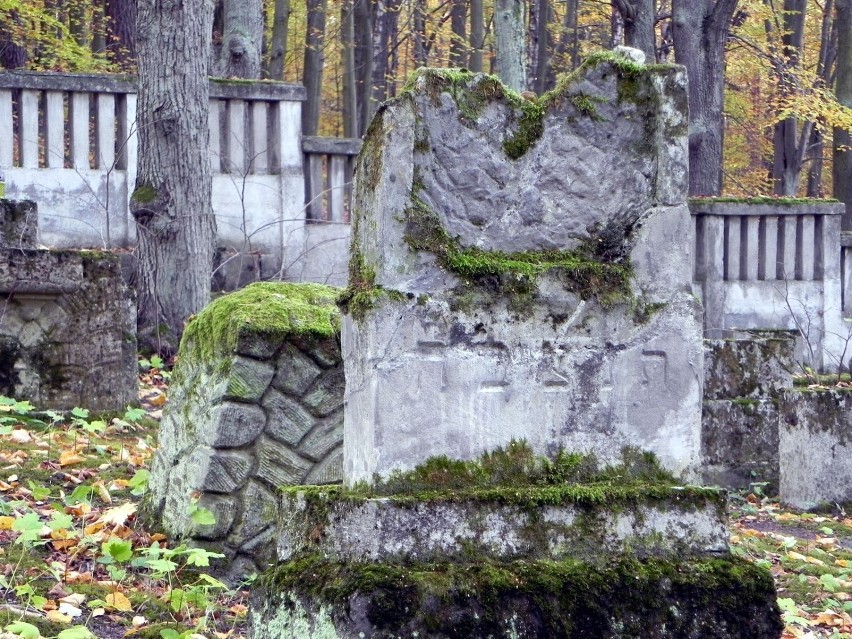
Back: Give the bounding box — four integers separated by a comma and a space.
144, 282, 344, 579
692, 198, 845, 371
0, 71, 352, 287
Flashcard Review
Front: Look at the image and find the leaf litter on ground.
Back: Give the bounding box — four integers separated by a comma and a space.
1, 358, 850, 638
0, 358, 249, 639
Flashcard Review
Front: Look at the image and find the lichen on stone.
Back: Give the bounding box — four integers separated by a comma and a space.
181, 281, 341, 362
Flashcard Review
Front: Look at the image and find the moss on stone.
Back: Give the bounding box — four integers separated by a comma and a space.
403, 187, 632, 308
283, 443, 721, 511
690, 196, 840, 206
181, 281, 341, 363
257, 554, 781, 639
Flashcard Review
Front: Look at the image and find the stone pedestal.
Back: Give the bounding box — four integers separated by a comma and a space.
145, 282, 344, 578
248, 52, 781, 639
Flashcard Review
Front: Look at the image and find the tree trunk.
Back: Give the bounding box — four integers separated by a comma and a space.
372, 0, 401, 105
770, 0, 808, 195
0, 11, 28, 69
806, 126, 824, 197
341, 0, 358, 137
531, 0, 551, 93
220, 0, 263, 77
613, 0, 656, 61
353, 0, 374, 134
554, 0, 579, 72
449, 0, 467, 67
672, 0, 739, 196
470, 0, 484, 71
494, 0, 526, 91
105, 0, 137, 67
132, 0, 216, 355
265, 0, 290, 79
413, 0, 428, 66
302, 0, 327, 135
835, 0, 852, 228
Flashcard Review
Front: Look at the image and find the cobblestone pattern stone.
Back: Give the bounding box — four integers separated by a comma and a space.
147, 332, 344, 579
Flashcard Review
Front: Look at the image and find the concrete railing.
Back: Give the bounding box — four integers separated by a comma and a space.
691, 199, 846, 369
302, 136, 361, 223
0, 71, 353, 285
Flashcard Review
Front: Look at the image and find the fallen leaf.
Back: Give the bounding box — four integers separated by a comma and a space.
105, 592, 132, 612
93, 481, 111, 504
57, 602, 82, 618
9, 430, 33, 444
97, 502, 137, 527
58, 594, 85, 607
46, 609, 72, 624
58, 451, 86, 467
0, 516, 14, 530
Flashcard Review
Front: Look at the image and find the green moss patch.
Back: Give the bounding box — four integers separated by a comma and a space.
403, 188, 632, 307
181, 281, 341, 362
258, 554, 782, 638
284, 443, 721, 509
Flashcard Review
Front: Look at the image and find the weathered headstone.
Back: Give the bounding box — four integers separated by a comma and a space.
0, 199, 136, 410
144, 282, 343, 577
701, 333, 796, 492
343, 54, 702, 483
249, 53, 782, 639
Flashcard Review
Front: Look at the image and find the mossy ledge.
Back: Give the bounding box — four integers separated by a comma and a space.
281, 443, 723, 509
404, 187, 633, 307
256, 554, 782, 639
180, 281, 341, 362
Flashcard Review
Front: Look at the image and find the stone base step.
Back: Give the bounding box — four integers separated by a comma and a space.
276, 484, 729, 564
249, 555, 782, 639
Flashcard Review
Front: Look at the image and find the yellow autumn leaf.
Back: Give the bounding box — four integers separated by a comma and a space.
836, 559, 850, 568
105, 591, 132, 612
0, 516, 14, 530
93, 480, 111, 504
59, 451, 86, 467
97, 502, 137, 527
787, 551, 808, 562
46, 608, 72, 624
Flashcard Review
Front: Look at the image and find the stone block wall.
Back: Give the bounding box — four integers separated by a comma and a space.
0, 199, 137, 411
780, 389, 852, 509
145, 282, 343, 578
701, 334, 795, 493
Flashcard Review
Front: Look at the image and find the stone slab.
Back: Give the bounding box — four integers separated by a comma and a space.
704, 335, 795, 400
249, 556, 783, 639
701, 399, 780, 491
344, 60, 703, 484
276, 486, 728, 564
779, 389, 852, 509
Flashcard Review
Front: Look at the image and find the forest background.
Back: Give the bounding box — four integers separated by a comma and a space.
0, 0, 851, 201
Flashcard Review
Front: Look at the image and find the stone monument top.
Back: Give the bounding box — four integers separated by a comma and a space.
343, 51, 703, 484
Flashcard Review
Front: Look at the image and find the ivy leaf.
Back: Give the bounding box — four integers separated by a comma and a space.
103, 538, 133, 563
5, 621, 41, 638
189, 506, 216, 527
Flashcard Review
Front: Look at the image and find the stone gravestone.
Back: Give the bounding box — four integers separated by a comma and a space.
343, 53, 702, 483
249, 53, 781, 639
0, 199, 137, 411
144, 282, 344, 577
